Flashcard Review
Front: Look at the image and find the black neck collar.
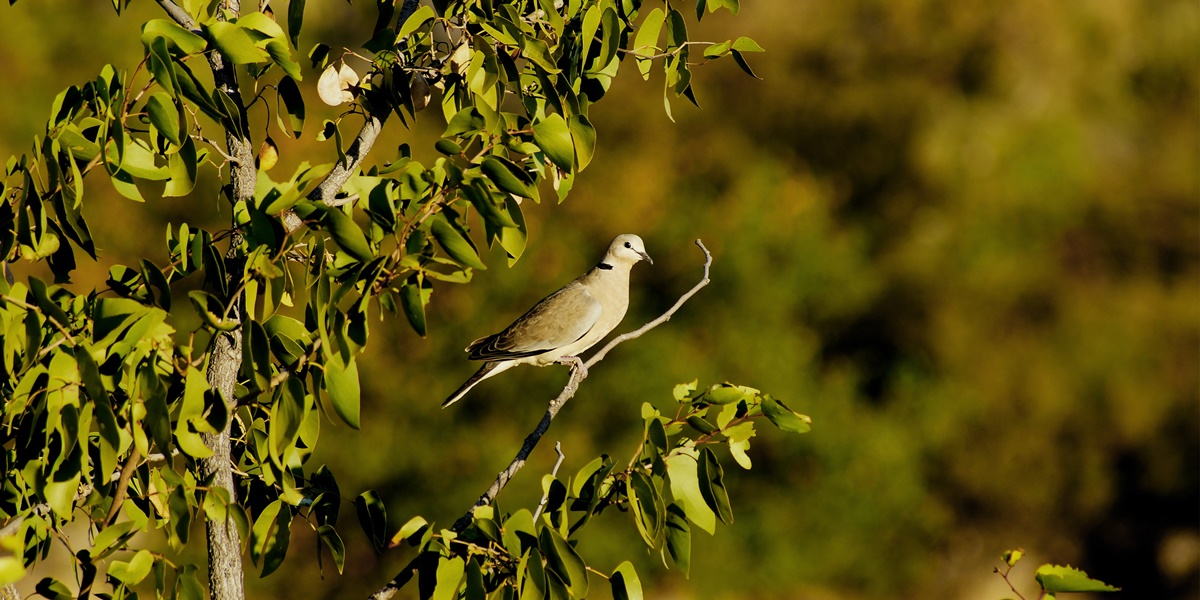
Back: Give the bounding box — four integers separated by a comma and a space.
597, 262, 614, 270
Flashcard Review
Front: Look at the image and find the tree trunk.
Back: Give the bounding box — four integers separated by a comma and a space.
198, 1, 255, 598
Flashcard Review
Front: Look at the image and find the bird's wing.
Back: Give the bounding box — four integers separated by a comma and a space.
467, 282, 603, 361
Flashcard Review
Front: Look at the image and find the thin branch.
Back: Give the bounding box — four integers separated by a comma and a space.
193, 134, 245, 165
282, 0, 421, 234
155, 0, 199, 31
366, 240, 712, 600
994, 565, 1029, 600
531, 442, 565, 522
102, 447, 143, 527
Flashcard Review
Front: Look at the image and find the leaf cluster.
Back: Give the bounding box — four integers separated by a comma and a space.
377, 380, 811, 599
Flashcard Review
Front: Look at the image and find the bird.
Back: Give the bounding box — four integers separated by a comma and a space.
442, 234, 653, 407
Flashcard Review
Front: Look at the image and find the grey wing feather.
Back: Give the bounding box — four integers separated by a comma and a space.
467, 283, 602, 360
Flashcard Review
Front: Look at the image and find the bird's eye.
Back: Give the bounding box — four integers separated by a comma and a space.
624, 242, 632, 248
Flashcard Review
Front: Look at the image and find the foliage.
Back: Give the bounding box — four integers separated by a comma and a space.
994, 548, 1120, 599
0, 0, 766, 598
384, 381, 809, 598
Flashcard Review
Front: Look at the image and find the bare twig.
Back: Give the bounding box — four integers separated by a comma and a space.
531, 442, 566, 522
366, 240, 712, 600
994, 565, 1029, 600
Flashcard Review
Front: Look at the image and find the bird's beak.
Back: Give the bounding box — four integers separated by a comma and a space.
639, 251, 653, 265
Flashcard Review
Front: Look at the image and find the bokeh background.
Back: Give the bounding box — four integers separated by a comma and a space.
2, 0, 1197, 598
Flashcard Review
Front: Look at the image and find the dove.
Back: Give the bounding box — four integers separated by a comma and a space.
442, 234, 652, 407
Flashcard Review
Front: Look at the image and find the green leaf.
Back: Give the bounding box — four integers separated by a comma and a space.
276, 76, 305, 138
707, 0, 740, 15
399, 274, 430, 337
270, 377, 306, 464
237, 12, 286, 41
1035, 564, 1120, 593
392, 515, 429, 546
579, 5, 601, 67
163, 135, 198, 197
175, 565, 204, 600
521, 35, 560, 74
287, 0, 305, 48
174, 370, 214, 458
119, 139, 170, 181
325, 354, 361, 429
539, 527, 588, 598
698, 447, 733, 524
435, 138, 462, 155
444, 108, 485, 137
730, 49, 760, 79
322, 206, 373, 262
167, 484, 192, 547
532, 113, 574, 172
664, 503, 691, 576
141, 19, 207, 55
664, 449, 716, 534
250, 500, 291, 577
355, 490, 387, 553
731, 36, 765, 53
568, 115, 596, 171
761, 396, 811, 433
147, 37, 179, 97
396, 5, 435, 42
705, 382, 754, 405
703, 40, 731, 59
35, 578, 73, 600
146, 93, 181, 147
107, 549, 154, 585
205, 21, 269, 65
480, 155, 537, 200
627, 470, 664, 548
610, 561, 643, 600
464, 181, 520, 228
432, 556, 465, 600
431, 216, 486, 270
265, 40, 302, 80
633, 8, 665, 79
464, 558, 485, 600
498, 198, 527, 264
317, 524, 346, 575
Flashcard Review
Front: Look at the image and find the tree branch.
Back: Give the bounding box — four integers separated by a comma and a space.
282, 0, 421, 233
367, 240, 713, 600
154, 0, 199, 31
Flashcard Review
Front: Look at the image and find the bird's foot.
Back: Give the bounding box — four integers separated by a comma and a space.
557, 356, 588, 379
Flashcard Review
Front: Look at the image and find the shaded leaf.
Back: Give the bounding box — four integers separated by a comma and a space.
355, 490, 387, 553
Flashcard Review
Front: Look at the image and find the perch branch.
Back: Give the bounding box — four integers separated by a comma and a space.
366, 240, 712, 600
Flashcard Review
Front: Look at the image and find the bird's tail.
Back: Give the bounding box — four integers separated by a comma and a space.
442, 361, 510, 408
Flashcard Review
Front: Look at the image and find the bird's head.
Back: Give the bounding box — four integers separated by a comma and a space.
606, 234, 653, 266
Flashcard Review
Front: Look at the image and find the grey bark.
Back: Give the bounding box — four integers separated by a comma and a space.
196, 2, 254, 600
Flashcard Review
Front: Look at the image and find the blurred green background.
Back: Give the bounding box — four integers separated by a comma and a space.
2, 0, 1197, 598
